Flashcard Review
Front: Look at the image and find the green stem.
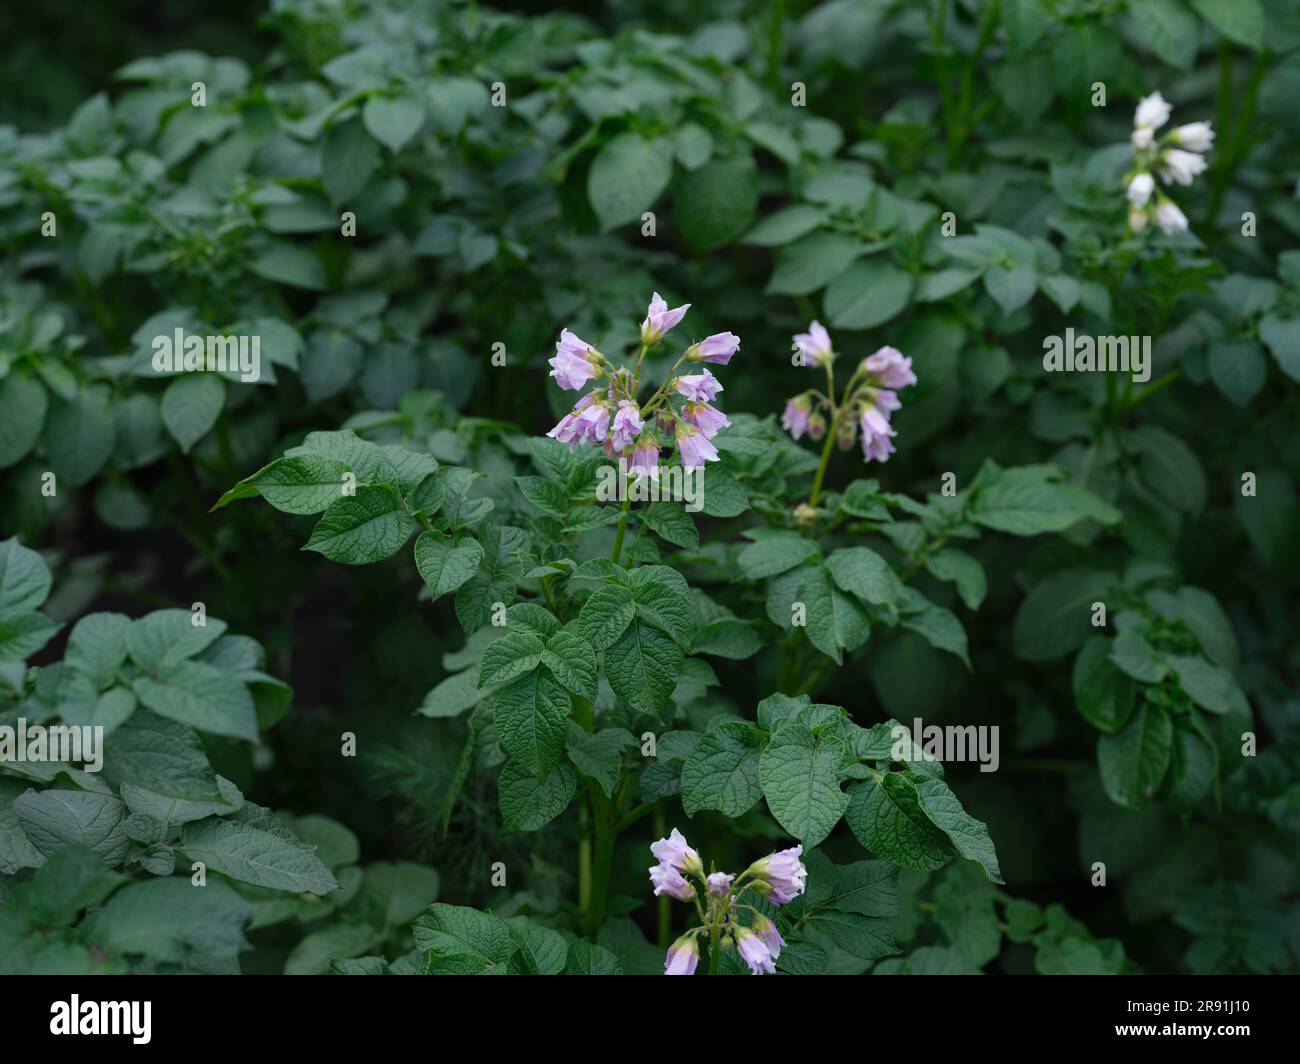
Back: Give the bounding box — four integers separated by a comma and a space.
609, 494, 633, 564
807, 422, 838, 509
708, 923, 720, 975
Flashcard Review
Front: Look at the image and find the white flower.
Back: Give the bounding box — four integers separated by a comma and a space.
1134, 91, 1172, 130
1131, 126, 1155, 151
1129, 208, 1150, 233
1158, 148, 1208, 187
1156, 201, 1188, 234
1127, 172, 1155, 208
1170, 121, 1214, 152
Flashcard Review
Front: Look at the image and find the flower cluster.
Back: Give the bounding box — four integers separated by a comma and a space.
650, 828, 807, 976
545, 294, 740, 476
782, 320, 916, 465
1126, 91, 1213, 235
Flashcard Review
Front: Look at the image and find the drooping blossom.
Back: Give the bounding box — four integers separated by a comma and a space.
861, 431, 897, 463
781, 396, 811, 440
1155, 200, 1189, 234
735, 927, 776, 975
629, 435, 660, 481
1170, 122, 1214, 152
650, 862, 696, 901
546, 392, 598, 443
641, 292, 690, 346
746, 845, 807, 905
651, 828, 703, 877
793, 320, 833, 367
859, 391, 899, 465
806, 412, 827, 440
1158, 148, 1208, 186
752, 914, 785, 959
1126, 172, 1154, 209
682, 401, 730, 439
675, 369, 723, 403
549, 330, 602, 390
863, 346, 916, 389
1134, 91, 1171, 131
676, 423, 719, 470
610, 400, 644, 451
664, 934, 700, 976
688, 332, 741, 365
706, 872, 734, 897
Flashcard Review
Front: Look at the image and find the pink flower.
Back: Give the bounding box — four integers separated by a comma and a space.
862, 346, 916, 389
752, 914, 785, 959
682, 401, 730, 439
706, 872, 734, 897
610, 400, 644, 451
545, 392, 598, 444
735, 926, 776, 975
641, 292, 690, 346
664, 934, 700, 976
859, 393, 898, 465
675, 423, 719, 470
651, 828, 703, 877
781, 396, 811, 440
746, 845, 806, 905
548, 330, 602, 390
675, 370, 723, 403
650, 863, 696, 901
690, 332, 741, 365
630, 436, 661, 481
806, 412, 826, 440
793, 321, 832, 367
571, 401, 611, 445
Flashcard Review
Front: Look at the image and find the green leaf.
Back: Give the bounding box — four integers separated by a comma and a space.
414, 531, 483, 597
845, 771, 954, 871
363, 91, 425, 151
216, 455, 352, 515
0, 611, 62, 662
304, 486, 417, 565
418, 664, 491, 718
321, 117, 381, 204
101, 710, 226, 803
478, 631, 545, 687
642, 501, 699, 550
126, 609, 227, 671
743, 204, 828, 247
563, 940, 624, 974
1133, 426, 1207, 514
540, 630, 599, 700
983, 264, 1037, 315
1098, 702, 1174, 812
736, 534, 819, 580
1170, 655, 1249, 715
506, 917, 569, 975
924, 549, 987, 609
498, 759, 578, 832
587, 132, 672, 231
355, 861, 441, 931
805, 910, 900, 961
912, 775, 1004, 883
515, 475, 569, 517
1012, 569, 1111, 662
565, 726, 636, 798
0, 538, 52, 612
493, 671, 572, 776
1190, 0, 1263, 49
972, 466, 1120, 534
1072, 638, 1135, 734
681, 720, 762, 817
63, 612, 130, 688
1129, 0, 1201, 68
675, 151, 760, 253
826, 546, 903, 606
161, 373, 225, 453
900, 600, 969, 668
825, 259, 914, 329
28, 847, 127, 926
45, 386, 115, 487
1208, 340, 1267, 406
12, 788, 127, 867
132, 660, 259, 741
178, 803, 338, 894
90, 877, 250, 965
799, 565, 870, 665
1259, 314, 1300, 384
759, 723, 850, 848
766, 232, 862, 296
286, 923, 383, 975
0, 373, 48, 468
575, 583, 636, 650
413, 903, 512, 974
604, 616, 682, 716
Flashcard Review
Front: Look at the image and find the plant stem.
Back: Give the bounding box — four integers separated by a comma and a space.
609, 493, 633, 564
708, 923, 720, 974
807, 420, 839, 509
